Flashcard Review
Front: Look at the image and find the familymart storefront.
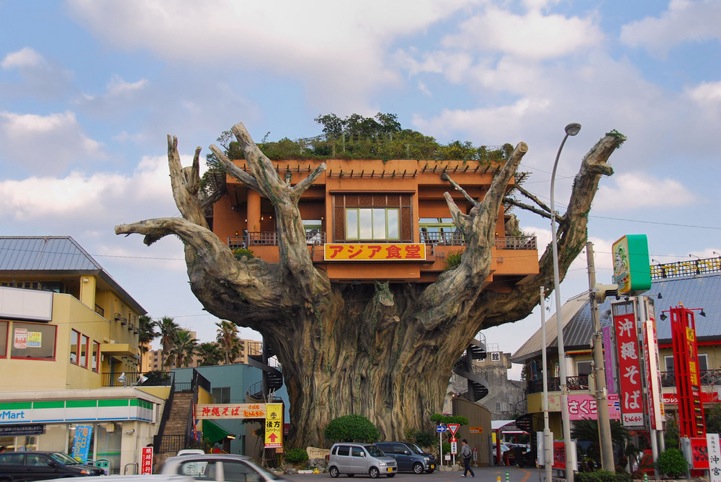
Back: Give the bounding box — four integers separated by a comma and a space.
0, 388, 163, 474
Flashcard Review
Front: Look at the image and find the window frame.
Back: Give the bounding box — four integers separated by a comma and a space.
10, 322, 57, 361
345, 207, 400, 241
70, 329, 80, 365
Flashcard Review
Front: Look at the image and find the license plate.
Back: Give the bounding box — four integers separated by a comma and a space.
430, 464, 435, 470
387, 468, 393, 472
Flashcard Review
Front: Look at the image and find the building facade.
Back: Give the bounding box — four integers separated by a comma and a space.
0, 236, 164, 473
511, 255, 721, 450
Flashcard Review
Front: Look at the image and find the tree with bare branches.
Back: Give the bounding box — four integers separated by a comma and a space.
116, 122, 624, 447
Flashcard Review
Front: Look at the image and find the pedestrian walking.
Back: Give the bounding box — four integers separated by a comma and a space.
460, 439, 475, 478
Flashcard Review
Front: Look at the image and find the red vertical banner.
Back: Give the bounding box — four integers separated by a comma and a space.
613, 311, 644, 427
671, 306, 707, 439
140, 446, 153, 475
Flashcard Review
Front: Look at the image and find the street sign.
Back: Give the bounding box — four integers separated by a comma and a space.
469, 426, 483, 434
447, 423, 460, 436
436, 424, 446, 433
451, 440, 458, 455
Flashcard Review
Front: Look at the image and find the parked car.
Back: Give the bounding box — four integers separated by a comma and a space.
0, 451, 106, 481
176, 450, 205, 456
159, 454, 286, 482
492, 443, 511, 465
328, 443, 397, 478
374, 442, 436, 474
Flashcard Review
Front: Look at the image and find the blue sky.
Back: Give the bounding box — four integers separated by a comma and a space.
1, 0, 720, 369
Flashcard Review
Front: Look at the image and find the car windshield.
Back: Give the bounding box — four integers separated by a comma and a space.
49, 452, 81, 465
408, 444, 424, 454
365, 445, 385, 457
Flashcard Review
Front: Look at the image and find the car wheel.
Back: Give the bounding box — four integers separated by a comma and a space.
369, 467, 380, 479
412, 462, 424, 474
329, 466, 339, 478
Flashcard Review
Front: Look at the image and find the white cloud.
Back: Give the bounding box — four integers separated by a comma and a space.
1, 47, 47, 70
65, 0, 476, 112
686, 81, 721, 104
441, 6, 603, 60
620, 0, 721, 55
594, 172, 696, 211
0, 111, 105, 174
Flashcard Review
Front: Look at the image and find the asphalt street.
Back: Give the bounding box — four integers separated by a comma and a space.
283, 465, 543, 482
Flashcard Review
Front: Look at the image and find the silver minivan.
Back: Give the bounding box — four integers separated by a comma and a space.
328, 443, 398, 478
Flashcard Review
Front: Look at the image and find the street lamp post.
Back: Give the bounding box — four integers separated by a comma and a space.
550, 122, 581, 482
540, 287, 553, 482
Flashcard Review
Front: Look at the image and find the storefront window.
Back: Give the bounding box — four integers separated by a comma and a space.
10, 322, 56, 360
346, 208, 400, 241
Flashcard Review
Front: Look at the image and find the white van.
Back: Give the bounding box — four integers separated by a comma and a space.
328, 443, 398, 478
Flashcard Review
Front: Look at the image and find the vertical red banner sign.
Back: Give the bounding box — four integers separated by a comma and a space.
670, 306, 707, 439
613, 311, 644, 427
140, 446, 153, 474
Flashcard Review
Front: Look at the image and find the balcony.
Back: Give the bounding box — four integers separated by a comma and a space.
526, 375, 590, 394
660, 369, 721, 388
227, 231, 537, 250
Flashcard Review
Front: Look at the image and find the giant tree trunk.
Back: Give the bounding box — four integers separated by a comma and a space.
116, 123, 624, 447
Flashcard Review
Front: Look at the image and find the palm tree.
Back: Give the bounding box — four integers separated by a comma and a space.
156, 316, 180, 370
216, 320, 243, 365
571, 419, 629, 468
197, 342, 224, 366
137, 315, 158, 369
166, 329, 198, 368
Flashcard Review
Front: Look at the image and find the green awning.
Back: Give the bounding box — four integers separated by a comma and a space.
202, 419, 233, 444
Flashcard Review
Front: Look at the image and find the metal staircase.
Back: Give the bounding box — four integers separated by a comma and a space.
246, 342, 283, 401
452, 334, 490, 402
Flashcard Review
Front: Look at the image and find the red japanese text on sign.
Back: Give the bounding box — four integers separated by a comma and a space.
196, 403, 266, 419
324, 243, 426, 261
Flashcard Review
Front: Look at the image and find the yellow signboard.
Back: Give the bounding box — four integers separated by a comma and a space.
264, 403, 283, 449
324, 243, 426, 261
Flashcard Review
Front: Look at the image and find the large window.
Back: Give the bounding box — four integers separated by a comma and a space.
92, 341, 100, 372
70, 330, 79, 365
10, 322, 56, 360
0, 321, 7, 358
79, 334, 89, 368
346, 208, 399, 241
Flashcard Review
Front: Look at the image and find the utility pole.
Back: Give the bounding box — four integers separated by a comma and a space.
586, 242, 615, 471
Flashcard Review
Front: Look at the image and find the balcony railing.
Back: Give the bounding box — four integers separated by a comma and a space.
227, 231, 537, 250
660, 369, 721, 388
527, 370, 721, 394
526, 375, 589, 394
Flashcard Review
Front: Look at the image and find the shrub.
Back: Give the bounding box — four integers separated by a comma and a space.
324, 414, 380, 443
656, 448, 688, 478
444, 251, 463, 271
576, 471, 631, 482
284, 447, 309, 465
233, 247, 255, 259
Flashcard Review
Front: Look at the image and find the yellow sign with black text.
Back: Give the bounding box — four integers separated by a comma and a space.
264, 403, 283, 449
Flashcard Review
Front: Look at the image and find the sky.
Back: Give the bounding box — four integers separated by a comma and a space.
1, 0, 720, 374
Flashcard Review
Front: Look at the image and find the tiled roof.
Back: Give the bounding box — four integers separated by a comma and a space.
0, 236, 146, 314
511, 258, 721, 363
0, 236, 102, 271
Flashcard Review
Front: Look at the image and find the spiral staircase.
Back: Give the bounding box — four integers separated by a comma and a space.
452, 334, 489, 401
246, 342, 284, 401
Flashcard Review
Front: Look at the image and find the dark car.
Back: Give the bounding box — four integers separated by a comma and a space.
375, 442, 436, 474
0, 451, 105, 481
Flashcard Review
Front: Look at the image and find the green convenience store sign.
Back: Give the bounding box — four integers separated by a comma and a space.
0, 399, 154, 424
